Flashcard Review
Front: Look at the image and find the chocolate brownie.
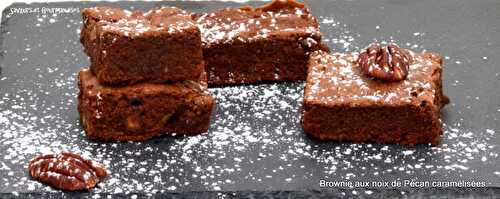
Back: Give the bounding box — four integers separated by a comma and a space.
302, 46, 448, 146
195, 0, 327, 86
80, 7, 204, 85
78, 69, 214, 141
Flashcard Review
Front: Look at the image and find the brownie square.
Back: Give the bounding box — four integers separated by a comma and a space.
80, 7, 204, 85
302, 50, 447, 146
195, 1, 327, 86
78, 69, 214, 141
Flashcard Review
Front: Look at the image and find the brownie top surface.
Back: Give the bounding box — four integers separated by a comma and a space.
304, 50, 443, 107
79, 69, 208, 95
195, 5, 320, 46
82, 7, 197, 37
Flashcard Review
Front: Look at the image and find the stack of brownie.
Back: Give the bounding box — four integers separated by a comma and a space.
78, 7, 215, 141
77, 0, 327, 141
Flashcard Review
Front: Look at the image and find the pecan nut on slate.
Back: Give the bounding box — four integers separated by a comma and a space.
28, 152, 108, 191
358, 42, 413, 82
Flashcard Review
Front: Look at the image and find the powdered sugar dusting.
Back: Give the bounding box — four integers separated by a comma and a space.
305, 51, 438, 105
197, 8, 321, 47
88, 7, 196, 39
1, 74, 498, 193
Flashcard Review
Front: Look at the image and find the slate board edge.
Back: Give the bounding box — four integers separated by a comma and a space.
2, 188, 500, 198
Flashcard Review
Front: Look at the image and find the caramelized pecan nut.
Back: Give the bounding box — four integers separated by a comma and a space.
358, 43, 413, 81
256, 0, 305, 12
28, 152, 107, 191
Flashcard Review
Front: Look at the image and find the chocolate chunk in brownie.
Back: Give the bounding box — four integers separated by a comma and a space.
78, 69, 214, 141
195, 0, 328, 86
302, 48, 448, 146
81, 7, 204, 85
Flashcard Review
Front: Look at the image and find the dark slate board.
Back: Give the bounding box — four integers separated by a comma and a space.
0, 0, 499, 198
